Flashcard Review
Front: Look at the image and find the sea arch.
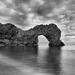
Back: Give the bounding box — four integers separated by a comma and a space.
25, 23, 64, 46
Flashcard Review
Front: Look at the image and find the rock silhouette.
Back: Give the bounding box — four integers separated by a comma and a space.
0, 23, 64, 46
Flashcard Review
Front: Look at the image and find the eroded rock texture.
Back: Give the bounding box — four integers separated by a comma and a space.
0, 23, 64, 46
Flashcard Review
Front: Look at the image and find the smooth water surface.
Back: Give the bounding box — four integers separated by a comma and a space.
0, 35, 75, 75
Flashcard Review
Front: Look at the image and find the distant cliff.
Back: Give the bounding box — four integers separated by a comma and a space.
0, 23, 64, 46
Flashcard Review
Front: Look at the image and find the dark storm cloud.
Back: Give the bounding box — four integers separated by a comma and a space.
35, 0, 63, 18
36, 4, 53, 16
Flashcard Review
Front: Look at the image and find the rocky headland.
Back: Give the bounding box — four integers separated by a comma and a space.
0, 23, 64, 46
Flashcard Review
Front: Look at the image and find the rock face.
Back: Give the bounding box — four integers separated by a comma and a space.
0, 23, 64, 46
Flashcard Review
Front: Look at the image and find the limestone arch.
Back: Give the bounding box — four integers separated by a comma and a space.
32, 33, 58, 46
38, 35, 49, 45
25, 24, 65, 46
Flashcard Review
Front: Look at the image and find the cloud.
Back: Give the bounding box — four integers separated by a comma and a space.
0, 0, 75, 31
0, 16, 10, 23
13, 0, 30, 5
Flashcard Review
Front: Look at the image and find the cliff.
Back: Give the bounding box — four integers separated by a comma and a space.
0, 23, 64, 46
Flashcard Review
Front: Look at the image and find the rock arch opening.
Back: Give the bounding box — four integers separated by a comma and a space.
38, 35, 49, 46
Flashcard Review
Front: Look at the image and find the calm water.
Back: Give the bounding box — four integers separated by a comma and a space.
0, 36, 75, 75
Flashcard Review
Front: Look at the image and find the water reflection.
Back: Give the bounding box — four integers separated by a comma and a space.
37, 46, 61, 75
46, 47, 61, 75
0, 46, 38, 66
0, 46, 62, 75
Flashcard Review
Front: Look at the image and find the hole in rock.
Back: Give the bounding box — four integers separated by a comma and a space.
38, 35, 49, 47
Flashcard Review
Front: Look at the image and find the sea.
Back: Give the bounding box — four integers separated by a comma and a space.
0, 32, 75, 75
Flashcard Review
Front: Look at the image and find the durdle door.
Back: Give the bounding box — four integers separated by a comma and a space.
0, 23, 65, 46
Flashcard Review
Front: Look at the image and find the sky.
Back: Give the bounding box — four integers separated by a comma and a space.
0, 0, 75, 31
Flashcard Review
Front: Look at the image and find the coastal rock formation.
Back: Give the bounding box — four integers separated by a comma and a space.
0, 23, 64, 46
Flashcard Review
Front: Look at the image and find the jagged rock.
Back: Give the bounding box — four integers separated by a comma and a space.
0, 23, 64, 46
